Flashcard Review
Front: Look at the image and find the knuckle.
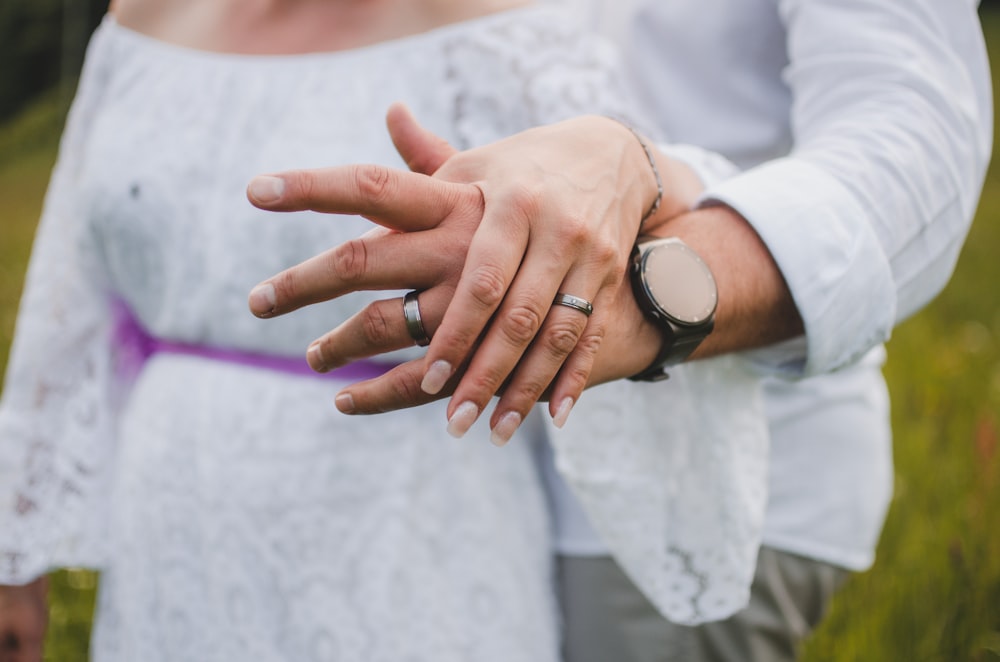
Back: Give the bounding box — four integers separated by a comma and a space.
500, 304, 544, 347
466, 264, 508, 310
501, 183, 543, 221
575, 328, 605, 360
596, 257, 627, 291
592, 236, 621, 269
561, 364, 591, 392
558, 214, 591, 246
352, 165, 394, 203
388, 373, 427, 409
329, 238, 369, 284
465, 366, 511, 402
510, 374, 551, 405
606, 257, 628, 284
296, 170, 318, 201
359, 302, 395, 348
542, 318, 585, 357
444, 328, 480, 356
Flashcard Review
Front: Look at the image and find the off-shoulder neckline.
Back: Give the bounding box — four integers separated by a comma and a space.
102, 5, 560, 66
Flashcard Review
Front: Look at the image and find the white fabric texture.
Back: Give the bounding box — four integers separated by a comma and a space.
0, 6, 770, 658
617, 0, 993, 376
556, 0, 992, 573
545, 365, 768, 624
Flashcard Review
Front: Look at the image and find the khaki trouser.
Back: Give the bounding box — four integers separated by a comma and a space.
558, 547, 849, 662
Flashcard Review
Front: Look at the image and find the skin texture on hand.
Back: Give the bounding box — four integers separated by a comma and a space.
247, 106, 801, 444
0, 577, 48, 662
248, 107, 697, 442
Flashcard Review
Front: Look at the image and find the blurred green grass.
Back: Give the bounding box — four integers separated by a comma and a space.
1, 14, 1000, 662
800, 11, 1000, 661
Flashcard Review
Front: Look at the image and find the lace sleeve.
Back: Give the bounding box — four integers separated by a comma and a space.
548, 356, 769, 625
0, 22, 117, 584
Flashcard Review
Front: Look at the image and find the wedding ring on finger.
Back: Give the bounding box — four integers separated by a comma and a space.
552, 293, 594, 317
403, 290, 431, 347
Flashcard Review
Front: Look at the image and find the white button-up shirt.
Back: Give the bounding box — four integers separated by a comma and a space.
552, 0, 992, 571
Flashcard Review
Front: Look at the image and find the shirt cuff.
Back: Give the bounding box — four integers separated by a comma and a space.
659, 143, 740, 190
699, 157, 896, 376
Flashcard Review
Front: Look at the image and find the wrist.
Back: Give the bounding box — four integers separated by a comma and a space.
646, 151, 703, 226
602, 117, 703, 233
627, 237, 718, 381
652, 205, 803, 359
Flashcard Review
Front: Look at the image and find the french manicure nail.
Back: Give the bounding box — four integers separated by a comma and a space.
335, 392, 355, 414
552, 397, 575, 429
447, 401, 479, 439
491, 411, 522, 447
249, 283, 276, 317
248, 175, 285, 203
307, 342, 329, 373
422, 360, 453, 395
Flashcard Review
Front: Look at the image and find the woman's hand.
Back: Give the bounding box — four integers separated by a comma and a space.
248, 106, 703, 442
0, 577, 48, 662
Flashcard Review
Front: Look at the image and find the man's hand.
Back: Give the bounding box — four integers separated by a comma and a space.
248, 106, 702, 443
0, 577, 48, 662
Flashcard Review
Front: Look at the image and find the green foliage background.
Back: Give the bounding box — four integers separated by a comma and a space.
0, 9, 998, 662
0, 0, 105, 122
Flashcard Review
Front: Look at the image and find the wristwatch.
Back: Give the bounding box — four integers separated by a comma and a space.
628, 237, 718, 382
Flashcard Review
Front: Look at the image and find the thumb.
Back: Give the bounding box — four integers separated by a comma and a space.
386, 102, 457, 176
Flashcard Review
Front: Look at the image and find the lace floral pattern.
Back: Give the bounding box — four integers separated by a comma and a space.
547, 358, 768, 623
0, 6, 767, 659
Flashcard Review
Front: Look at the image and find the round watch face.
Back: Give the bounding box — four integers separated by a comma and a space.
641, 239, 718, 325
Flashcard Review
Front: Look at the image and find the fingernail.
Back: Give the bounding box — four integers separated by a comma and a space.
335, 392, 355, 414
446, 401, 479, 439
422, 360, 453, 395
552, 397, 575, 429
248, 175, 285, 203
307, 342, 329, 373
491, 411, 522, 447
249, 283, 276, 317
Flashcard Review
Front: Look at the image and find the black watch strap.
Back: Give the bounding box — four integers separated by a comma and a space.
628, 318, 714, 382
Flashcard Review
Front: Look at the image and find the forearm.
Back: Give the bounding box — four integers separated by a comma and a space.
589, 200, 802, 387
703, 0, 991, 374
663, 205, 802, 360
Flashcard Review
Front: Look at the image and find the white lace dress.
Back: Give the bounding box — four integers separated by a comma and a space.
0, 6, 768, 660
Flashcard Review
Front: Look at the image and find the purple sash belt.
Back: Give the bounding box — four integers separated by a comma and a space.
111, 300, 395, 382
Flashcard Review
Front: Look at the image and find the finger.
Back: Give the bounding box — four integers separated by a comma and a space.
246, 163, 473, 231
249, 228, 456, 318
435, 190, 620, 438
415, 188, 538, 401
386, 102, 457, 176
333, 359, 455, 415
487, 290, 603, 443
545, 288, 614, 426
306, 287, 453, 373
546, 321, 604, 427
437, 230, 587, 439
486, 272, 609, 444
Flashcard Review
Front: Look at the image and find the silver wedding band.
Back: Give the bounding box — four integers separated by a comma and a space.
552, 292, 594, 317
403, 290, 431, 347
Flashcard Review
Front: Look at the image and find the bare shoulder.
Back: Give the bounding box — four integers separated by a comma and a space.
426, 0, 535, 23
108, 0, 188, 32
106, 0, 538, 54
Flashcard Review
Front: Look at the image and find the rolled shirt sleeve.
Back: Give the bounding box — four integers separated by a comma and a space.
699, 0, 992, 375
